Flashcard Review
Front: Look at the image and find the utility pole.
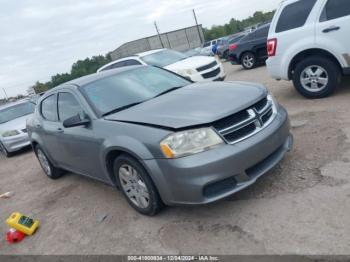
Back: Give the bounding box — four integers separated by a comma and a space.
2, 88, 8, 101
154, 21, 164, 48
193, 9, 203, 44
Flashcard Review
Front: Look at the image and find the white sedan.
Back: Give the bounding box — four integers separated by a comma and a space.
97, 49, 226, 82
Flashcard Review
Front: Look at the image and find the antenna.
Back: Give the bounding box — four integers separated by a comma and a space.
154, 21, 164, 48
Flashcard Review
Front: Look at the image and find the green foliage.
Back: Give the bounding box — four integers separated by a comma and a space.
32, 54, 111, 93
203, 11, 276, 41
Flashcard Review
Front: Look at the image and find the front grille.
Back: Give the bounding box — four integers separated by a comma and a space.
213, 96, 275, 144
202, 67, 221, 79
196, 61, 217, 72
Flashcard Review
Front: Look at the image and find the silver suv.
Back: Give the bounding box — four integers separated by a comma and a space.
27, 66, 293, 215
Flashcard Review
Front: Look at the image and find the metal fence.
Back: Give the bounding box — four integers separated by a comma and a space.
110, 25, 204, 60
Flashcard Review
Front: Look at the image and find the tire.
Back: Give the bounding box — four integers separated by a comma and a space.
113, 154, 163, 216
292, 56, 341, 99
241, 52, 256, 70
0, 142, 12, 158
35, 145, 63, 179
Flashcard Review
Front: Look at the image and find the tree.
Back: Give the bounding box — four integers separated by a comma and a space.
31, 54, 112, 93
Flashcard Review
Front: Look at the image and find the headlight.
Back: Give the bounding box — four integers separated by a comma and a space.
160, 127, 223, 158
1, 130, 20, 137
175, 69, 196, 76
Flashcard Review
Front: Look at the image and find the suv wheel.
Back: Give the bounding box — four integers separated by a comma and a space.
293, 56, 341, 98
241, 52, 256, 69
35, 146, 63, 179
114, 154, 163, 216
0, 142, 12, 158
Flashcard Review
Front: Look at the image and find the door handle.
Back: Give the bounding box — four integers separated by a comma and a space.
56, 128, 64, 133
35, 124, 42, 129
323, 26, 340, 33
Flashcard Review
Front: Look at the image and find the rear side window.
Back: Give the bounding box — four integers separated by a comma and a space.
203, 42, 210, 47
276, 0, 317, 33
320, 0, 350, 21
124, 60, 142, 66
41, 94, 58, 121
58, 92, 83, 122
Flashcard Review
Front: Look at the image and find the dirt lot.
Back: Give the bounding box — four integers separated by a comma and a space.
1, 62, 350, 255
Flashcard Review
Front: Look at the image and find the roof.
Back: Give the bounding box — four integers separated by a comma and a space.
0, 99, 30, 110
136, 49, 165, 57
52, 65, 146, 90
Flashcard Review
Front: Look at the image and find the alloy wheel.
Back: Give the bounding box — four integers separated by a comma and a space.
119, 164, 150, 209
300, 65, 329, 93
243, 54, 255, 68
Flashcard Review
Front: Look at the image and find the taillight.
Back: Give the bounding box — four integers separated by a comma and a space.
267, 38, 277, 57
229, 43, 237, 51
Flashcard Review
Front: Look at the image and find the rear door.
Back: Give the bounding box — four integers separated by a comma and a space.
316, 0, 350, 68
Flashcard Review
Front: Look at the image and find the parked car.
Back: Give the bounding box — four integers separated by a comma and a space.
200, 39, 218, 56
0, 100, 35, 157
267, 0, 350, 98
217, 33, 247, 59
229, 23, 270, 69
97, 49, 226, 82
27, 65, 293, 215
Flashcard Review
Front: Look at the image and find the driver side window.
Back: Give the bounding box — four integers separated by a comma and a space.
58, 92, 84, 122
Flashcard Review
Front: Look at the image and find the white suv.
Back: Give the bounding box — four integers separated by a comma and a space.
266, 0, 350, 98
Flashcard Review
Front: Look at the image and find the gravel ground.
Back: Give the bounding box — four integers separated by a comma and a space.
1, 62, 350, 255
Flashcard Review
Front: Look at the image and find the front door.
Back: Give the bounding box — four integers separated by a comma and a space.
316, 0, 350, 67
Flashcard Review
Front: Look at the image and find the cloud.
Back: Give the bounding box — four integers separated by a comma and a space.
0, 0, 280, 98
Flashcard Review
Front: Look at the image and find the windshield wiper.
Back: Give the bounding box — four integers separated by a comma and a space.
102, 102, 144, 117
154, 86, 184, 98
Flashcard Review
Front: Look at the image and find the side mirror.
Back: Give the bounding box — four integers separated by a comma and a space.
63, 113, 90, 128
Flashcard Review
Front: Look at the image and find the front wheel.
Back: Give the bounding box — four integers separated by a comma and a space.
114, 154, 163, 216
35, 145, 63, 179
292, 56, 341, 99
241, 52, 256, 70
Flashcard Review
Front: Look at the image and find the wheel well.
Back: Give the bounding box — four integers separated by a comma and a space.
105, 150, 125, 185
288, 49, 342, 79
105, 150, 147, 187
31, 141, 38, 151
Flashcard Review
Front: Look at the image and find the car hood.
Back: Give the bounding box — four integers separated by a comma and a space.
164, 56, 217, 71
105, 82, 267, 129
0, 114, 33, 133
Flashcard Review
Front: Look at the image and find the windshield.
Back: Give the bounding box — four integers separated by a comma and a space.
0, 102, 35, 124
141, 49, 188, 67
81, 66, 191, 115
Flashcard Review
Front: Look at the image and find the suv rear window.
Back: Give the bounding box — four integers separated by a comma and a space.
276, 0, 317, 33
320, 0, 350, 21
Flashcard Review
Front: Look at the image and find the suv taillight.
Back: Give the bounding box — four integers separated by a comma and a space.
267, 38, 277, 57
229, 43, 237, 51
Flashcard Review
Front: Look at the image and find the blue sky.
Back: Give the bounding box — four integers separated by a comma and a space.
0, 0, 280, 98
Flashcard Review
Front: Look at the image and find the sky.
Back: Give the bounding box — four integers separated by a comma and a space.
0, 0, 280, 99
